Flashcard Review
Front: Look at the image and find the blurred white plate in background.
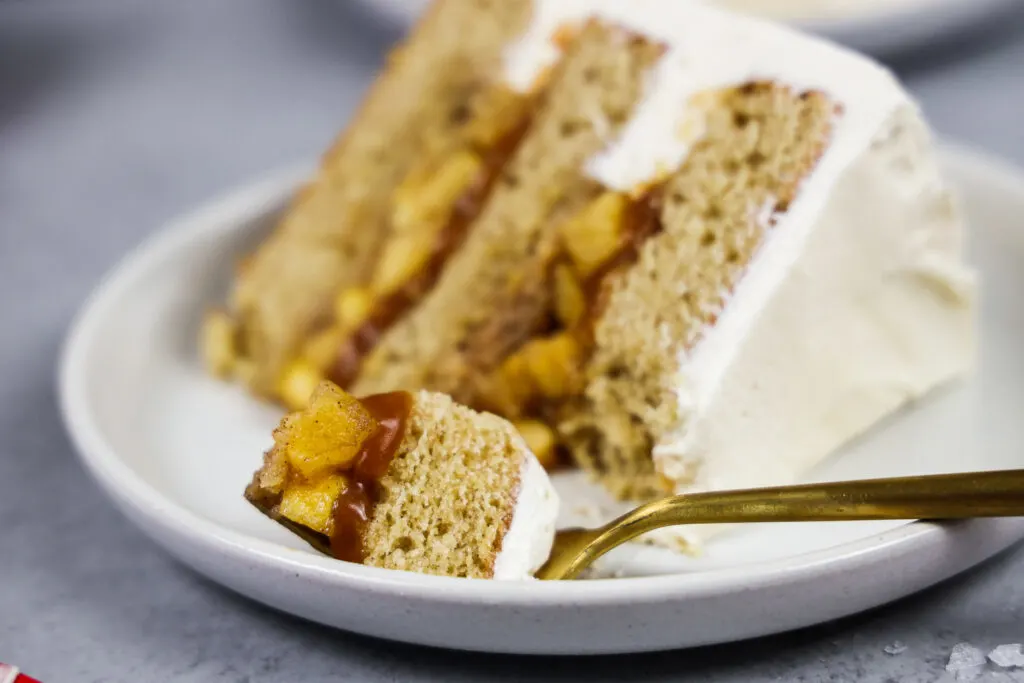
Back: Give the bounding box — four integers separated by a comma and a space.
350, 0, 1023, 57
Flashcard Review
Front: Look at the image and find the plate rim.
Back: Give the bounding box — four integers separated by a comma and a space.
58, 141, 1024, 611
799, 0, 1024, 56
349, 0, 1024, 57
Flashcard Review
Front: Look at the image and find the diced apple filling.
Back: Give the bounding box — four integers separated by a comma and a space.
200, 310, 240, 379
514, 420, 558, 470
559, 192, 629, 278
278, 474, 349, 535
303, 326, 346, 372
479, 190, 643, 468
277, 359, 325, 411
391, 150, 483, 235
334, 287, 374, 331
262, 382, 386, 533
553, 263, 586, 328
274, 382, 378, 479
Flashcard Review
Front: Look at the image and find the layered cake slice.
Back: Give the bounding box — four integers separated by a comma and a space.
245, 382, 558, 579
210, 0, 975, 548
204, 0, 665, 409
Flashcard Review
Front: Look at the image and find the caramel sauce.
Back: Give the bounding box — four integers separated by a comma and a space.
328, 391, 413, 563
328, 116, 534, 388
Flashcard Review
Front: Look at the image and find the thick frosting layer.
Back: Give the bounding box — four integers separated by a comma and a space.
653, 104, 975, 532
491, 448, 560, 580
504, 0, 905, 192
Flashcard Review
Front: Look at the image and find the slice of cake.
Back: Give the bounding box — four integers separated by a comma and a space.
245, 382, 559, 579
211, 0, 975, 548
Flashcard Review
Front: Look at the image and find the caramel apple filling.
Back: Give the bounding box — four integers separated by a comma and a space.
246, 382, 413, 563
477, 188, 665, 466
274, 88, 535, 410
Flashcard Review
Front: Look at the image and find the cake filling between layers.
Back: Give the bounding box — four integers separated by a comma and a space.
326, 103, 535, 390
212, 0, 536, 395
461, 81, 838, 496
351, 22, 667, 408
471, 188, 665, 462
274, 87, 539, 410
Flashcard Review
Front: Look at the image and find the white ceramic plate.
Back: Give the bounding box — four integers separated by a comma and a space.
350, 0, 1023, 57
60, 144, 1024, 655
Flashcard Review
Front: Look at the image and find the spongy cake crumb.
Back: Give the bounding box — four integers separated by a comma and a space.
362, 391, 527, 578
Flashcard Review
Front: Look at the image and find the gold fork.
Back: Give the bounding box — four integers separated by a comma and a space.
536, 469, 1024, 580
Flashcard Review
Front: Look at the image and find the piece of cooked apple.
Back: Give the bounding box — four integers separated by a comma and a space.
274, 382, 378, 480
559, 192, 629, 278
390, 150, 483, 235
333, 287, 374, 332
277, 474, 349, 535
552, 262, 586, 328
520, 333, 582, 399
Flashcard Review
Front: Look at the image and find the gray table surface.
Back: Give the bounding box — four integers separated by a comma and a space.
2, 1, 1023, 681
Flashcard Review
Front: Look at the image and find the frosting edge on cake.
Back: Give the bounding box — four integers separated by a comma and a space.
491, 449, 560, 580
653, 103, 976, 503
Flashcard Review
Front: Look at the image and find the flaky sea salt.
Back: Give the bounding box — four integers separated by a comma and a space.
884, 641, 908, 656
990, 645, 1024, 669
947, 643, 988, 681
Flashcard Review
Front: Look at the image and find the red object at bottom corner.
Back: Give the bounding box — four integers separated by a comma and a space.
0, 663, 42, 683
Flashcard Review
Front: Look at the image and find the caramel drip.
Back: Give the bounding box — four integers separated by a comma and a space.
329, 391, 413, 563
329, 116, 534, 388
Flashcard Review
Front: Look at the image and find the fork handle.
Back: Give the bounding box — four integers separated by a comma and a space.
620, 469, 1024, 539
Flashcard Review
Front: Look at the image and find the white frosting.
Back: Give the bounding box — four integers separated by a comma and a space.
491, 449, 560, 580
651, 104, 975, 548
504, 0, 905, 192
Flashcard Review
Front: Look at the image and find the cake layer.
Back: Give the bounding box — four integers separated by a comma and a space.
227, 0, 533, 394
364, 391, 557, 579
